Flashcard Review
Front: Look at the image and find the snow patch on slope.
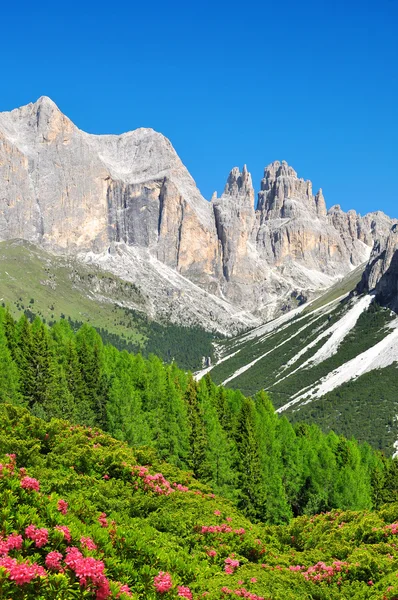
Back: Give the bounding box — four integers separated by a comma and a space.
278, 318, 398, 413
276, 295, 374, 383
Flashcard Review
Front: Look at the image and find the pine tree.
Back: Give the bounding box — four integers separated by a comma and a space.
234, 397, 266, 521
197, 378, 235, 497
29, 318, 77, 422
76, 325, 106, 427
105, 349, 151, 446
254, 391, 292, 523
2, 307, 18, 362
15, 314, 36, 407
185, 377, 210, 480
0, 310, 21, 405
65, 339, 94, 425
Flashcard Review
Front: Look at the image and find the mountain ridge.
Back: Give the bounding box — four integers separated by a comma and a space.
1, 96, 396, 332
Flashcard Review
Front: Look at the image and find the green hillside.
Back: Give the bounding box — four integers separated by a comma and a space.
206, 279, 398, 454
1, 404, 398, 599
0, 240, 216, 370
0, 306, 390, 523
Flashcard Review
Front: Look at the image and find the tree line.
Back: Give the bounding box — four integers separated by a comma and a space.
0, 307, 396, 523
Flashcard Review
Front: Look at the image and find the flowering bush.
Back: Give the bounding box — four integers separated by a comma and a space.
154, 571, 173, 593
0, 404, 398, 599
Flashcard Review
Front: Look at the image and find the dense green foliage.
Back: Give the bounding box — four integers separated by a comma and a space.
1, 405, 398, 599
0, 307, 395, 525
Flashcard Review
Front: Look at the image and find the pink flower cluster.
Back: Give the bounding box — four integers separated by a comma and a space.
98, 513, 108, 528
302, 561, 348, 583
221, 586, 264, 600
0, 557, 46, 585
118, 583, 132, 597
0, 533, 23, 555
132, 465, 190, 496
45, 551, 63, 571
55, 525, 72, 543
224, 557, 240, 574
25, 525, 49, 548
385, 522, 398, 535
201, 524, 245, 536
20, 476, 40, 491
64, 546, 111, 599
81, 536, 97, 550
154, 570, 173, 593
57, 499, 69, 515
178, 585, 193, 598
173, 482, 189, 492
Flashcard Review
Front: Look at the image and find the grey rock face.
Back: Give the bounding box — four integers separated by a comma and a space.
257, 160, 327, 221
0, 97, 396, 331
358, 225, 398, 309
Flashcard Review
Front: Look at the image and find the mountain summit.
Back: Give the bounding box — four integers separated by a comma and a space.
0, 97, 395, 331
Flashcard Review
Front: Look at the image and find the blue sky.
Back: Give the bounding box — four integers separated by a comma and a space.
2, 0, 397, 216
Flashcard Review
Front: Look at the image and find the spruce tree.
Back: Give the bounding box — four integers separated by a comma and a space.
0, 310, 21, 405
254, 391, 292, 523
234, 397, 266, 521
185, 377, 210, 480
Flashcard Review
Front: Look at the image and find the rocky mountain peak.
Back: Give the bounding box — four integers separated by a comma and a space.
221, 165, 254, 206
0, 96, 396, 332
257, 160, 325, 222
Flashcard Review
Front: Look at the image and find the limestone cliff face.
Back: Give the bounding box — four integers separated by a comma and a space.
257, 161, 327, 221
212, 165, 256, 282
0, 97, 396, 329
358, 225, 398, 310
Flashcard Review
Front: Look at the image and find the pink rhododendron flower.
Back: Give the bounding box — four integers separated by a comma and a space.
178, 585, 193, 599
57, 499, 68, 515
98, 513, 108, 528
45, 551, 63, 571
81, 536, 97, 550
117, 583, 132, 597
214, 510, 221, 516
154, 571, 173, 593
0, 557, 46, 585
25, 525, 48, 548
224, 557, 239, 574
55, 525, 71, 543
6, 533, 23, 551
64, 547, 110, 599
20, 476, 40, 491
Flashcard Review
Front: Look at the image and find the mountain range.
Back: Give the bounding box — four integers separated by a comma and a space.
0, 96, 396, 334
1, 96, 397, 453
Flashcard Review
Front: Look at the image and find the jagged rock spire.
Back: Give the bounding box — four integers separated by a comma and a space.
221, 165, 255, 206
257, 160, 325, 221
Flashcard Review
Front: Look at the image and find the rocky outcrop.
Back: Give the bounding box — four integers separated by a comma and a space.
212, 165, 256, 282
257, 161, 327, 221
0, 97, 396, 331
358, 225, 398, 310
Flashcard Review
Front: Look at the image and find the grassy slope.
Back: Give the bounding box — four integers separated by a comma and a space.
0, 240, 216, 370
286, 365, 398, 453
1, 403, 398, 600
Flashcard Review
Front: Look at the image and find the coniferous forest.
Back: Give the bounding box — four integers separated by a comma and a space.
0, 306, 397, 527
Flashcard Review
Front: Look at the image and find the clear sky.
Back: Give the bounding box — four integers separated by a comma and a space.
2, 0, 397, 217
